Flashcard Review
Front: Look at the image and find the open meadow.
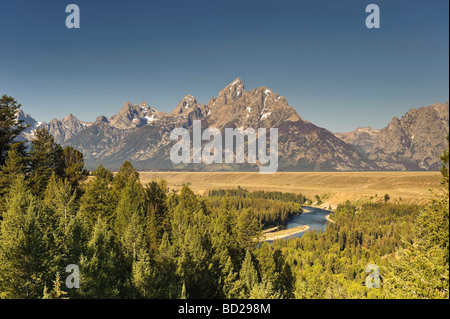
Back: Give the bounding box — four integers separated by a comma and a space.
137, 171, 442, 209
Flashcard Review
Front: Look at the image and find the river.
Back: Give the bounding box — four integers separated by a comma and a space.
286, 206, 332, 238
265, 206, 332, 243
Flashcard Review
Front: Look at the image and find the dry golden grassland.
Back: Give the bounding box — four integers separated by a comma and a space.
137, 171, 442, 209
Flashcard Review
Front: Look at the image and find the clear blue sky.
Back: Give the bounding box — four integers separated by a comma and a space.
0, 0, 448, 132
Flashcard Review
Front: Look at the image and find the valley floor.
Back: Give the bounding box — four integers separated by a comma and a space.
136, 171, 441, 209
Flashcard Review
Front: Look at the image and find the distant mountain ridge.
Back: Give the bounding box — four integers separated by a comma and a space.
368, 102, 449, 170
17, 79, 449, 171
334, 102, 449, 170
334, 127, 380, 155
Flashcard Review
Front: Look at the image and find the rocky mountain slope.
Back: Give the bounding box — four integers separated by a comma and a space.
46, 114, 92, 144
335, 127, 380, 155
198, 78, 375, 171
334, 102, 449, 170
16, 109, 42, 142
17, 110, 92, 144
61, 78, 376, 171
367, 102, 449, 170
18, 79, 448, 171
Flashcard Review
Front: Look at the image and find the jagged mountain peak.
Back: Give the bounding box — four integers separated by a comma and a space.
170, 95, 200, 116
16, 109, 38, 126
368, 102, 449, 170
109, 100, 161, 129
138, 101, 157, 113
95, 115, 109, 124
179, 95, 197, 107
213, 78, 245, 106
431, 101, 449, 114
15, 110, 41, 142
228, 77, 244, 89
62, 113, 80, 125
61, 113, 90, 133
351, 126, 380, 135
31, 112, 90, 144
16, 79, 448, 172
357, 126, 376, 131
139, 101, 158, 115
63, 113, 76, 119
16, 108, 27, 118
334, 126, 381, 155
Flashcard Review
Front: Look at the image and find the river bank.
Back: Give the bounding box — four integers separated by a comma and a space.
261, 206, 332, 242
261, 225, 310, 242
302, 205, 335, 223
325, 214, 335, 223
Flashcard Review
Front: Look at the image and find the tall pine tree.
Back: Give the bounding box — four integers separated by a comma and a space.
0, 175, 47, 298
0, 95, 27, 166
0, 143, 28, 216
29, 127, 63, 196
79, 164, 116, 232
386, 135, 449, 298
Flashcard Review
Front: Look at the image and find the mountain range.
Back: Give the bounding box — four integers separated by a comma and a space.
17, 78, 449, 171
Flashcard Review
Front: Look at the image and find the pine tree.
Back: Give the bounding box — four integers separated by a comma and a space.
0, 143, 28, 216
79, 165, 116, 232
61, 146, 88, 190
236, 208, 261, 253
170, 185, 205, 247
0, 95, 27, 166
42, 272, 68, 299
112, 160, 140, 192
0, 175, 47, 298
79, 217, 127, 298
145, 205, 160, 255
211, 211, 237, 298
64, 214, 89, 279
386, 136, 449, 298
131, 248, 153, 298
151, 233, 182, 298
114, 176, 146, 240
29, 127, 63, 196
221, 256, 239, 299
121, 211, 148, 263
92, 163, 114, 182
278, 262, 295, 299
248, 281, 281, 299
177, 225, 215, 298
180, 281, 188, 299
255, 243, 279, 287
238, 250, 259, 298
144, 179, 170, 253
41, 174, 79, 281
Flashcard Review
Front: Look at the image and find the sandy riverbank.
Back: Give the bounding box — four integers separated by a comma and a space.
261, 225, 310, 241
325, 214, 335, 223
